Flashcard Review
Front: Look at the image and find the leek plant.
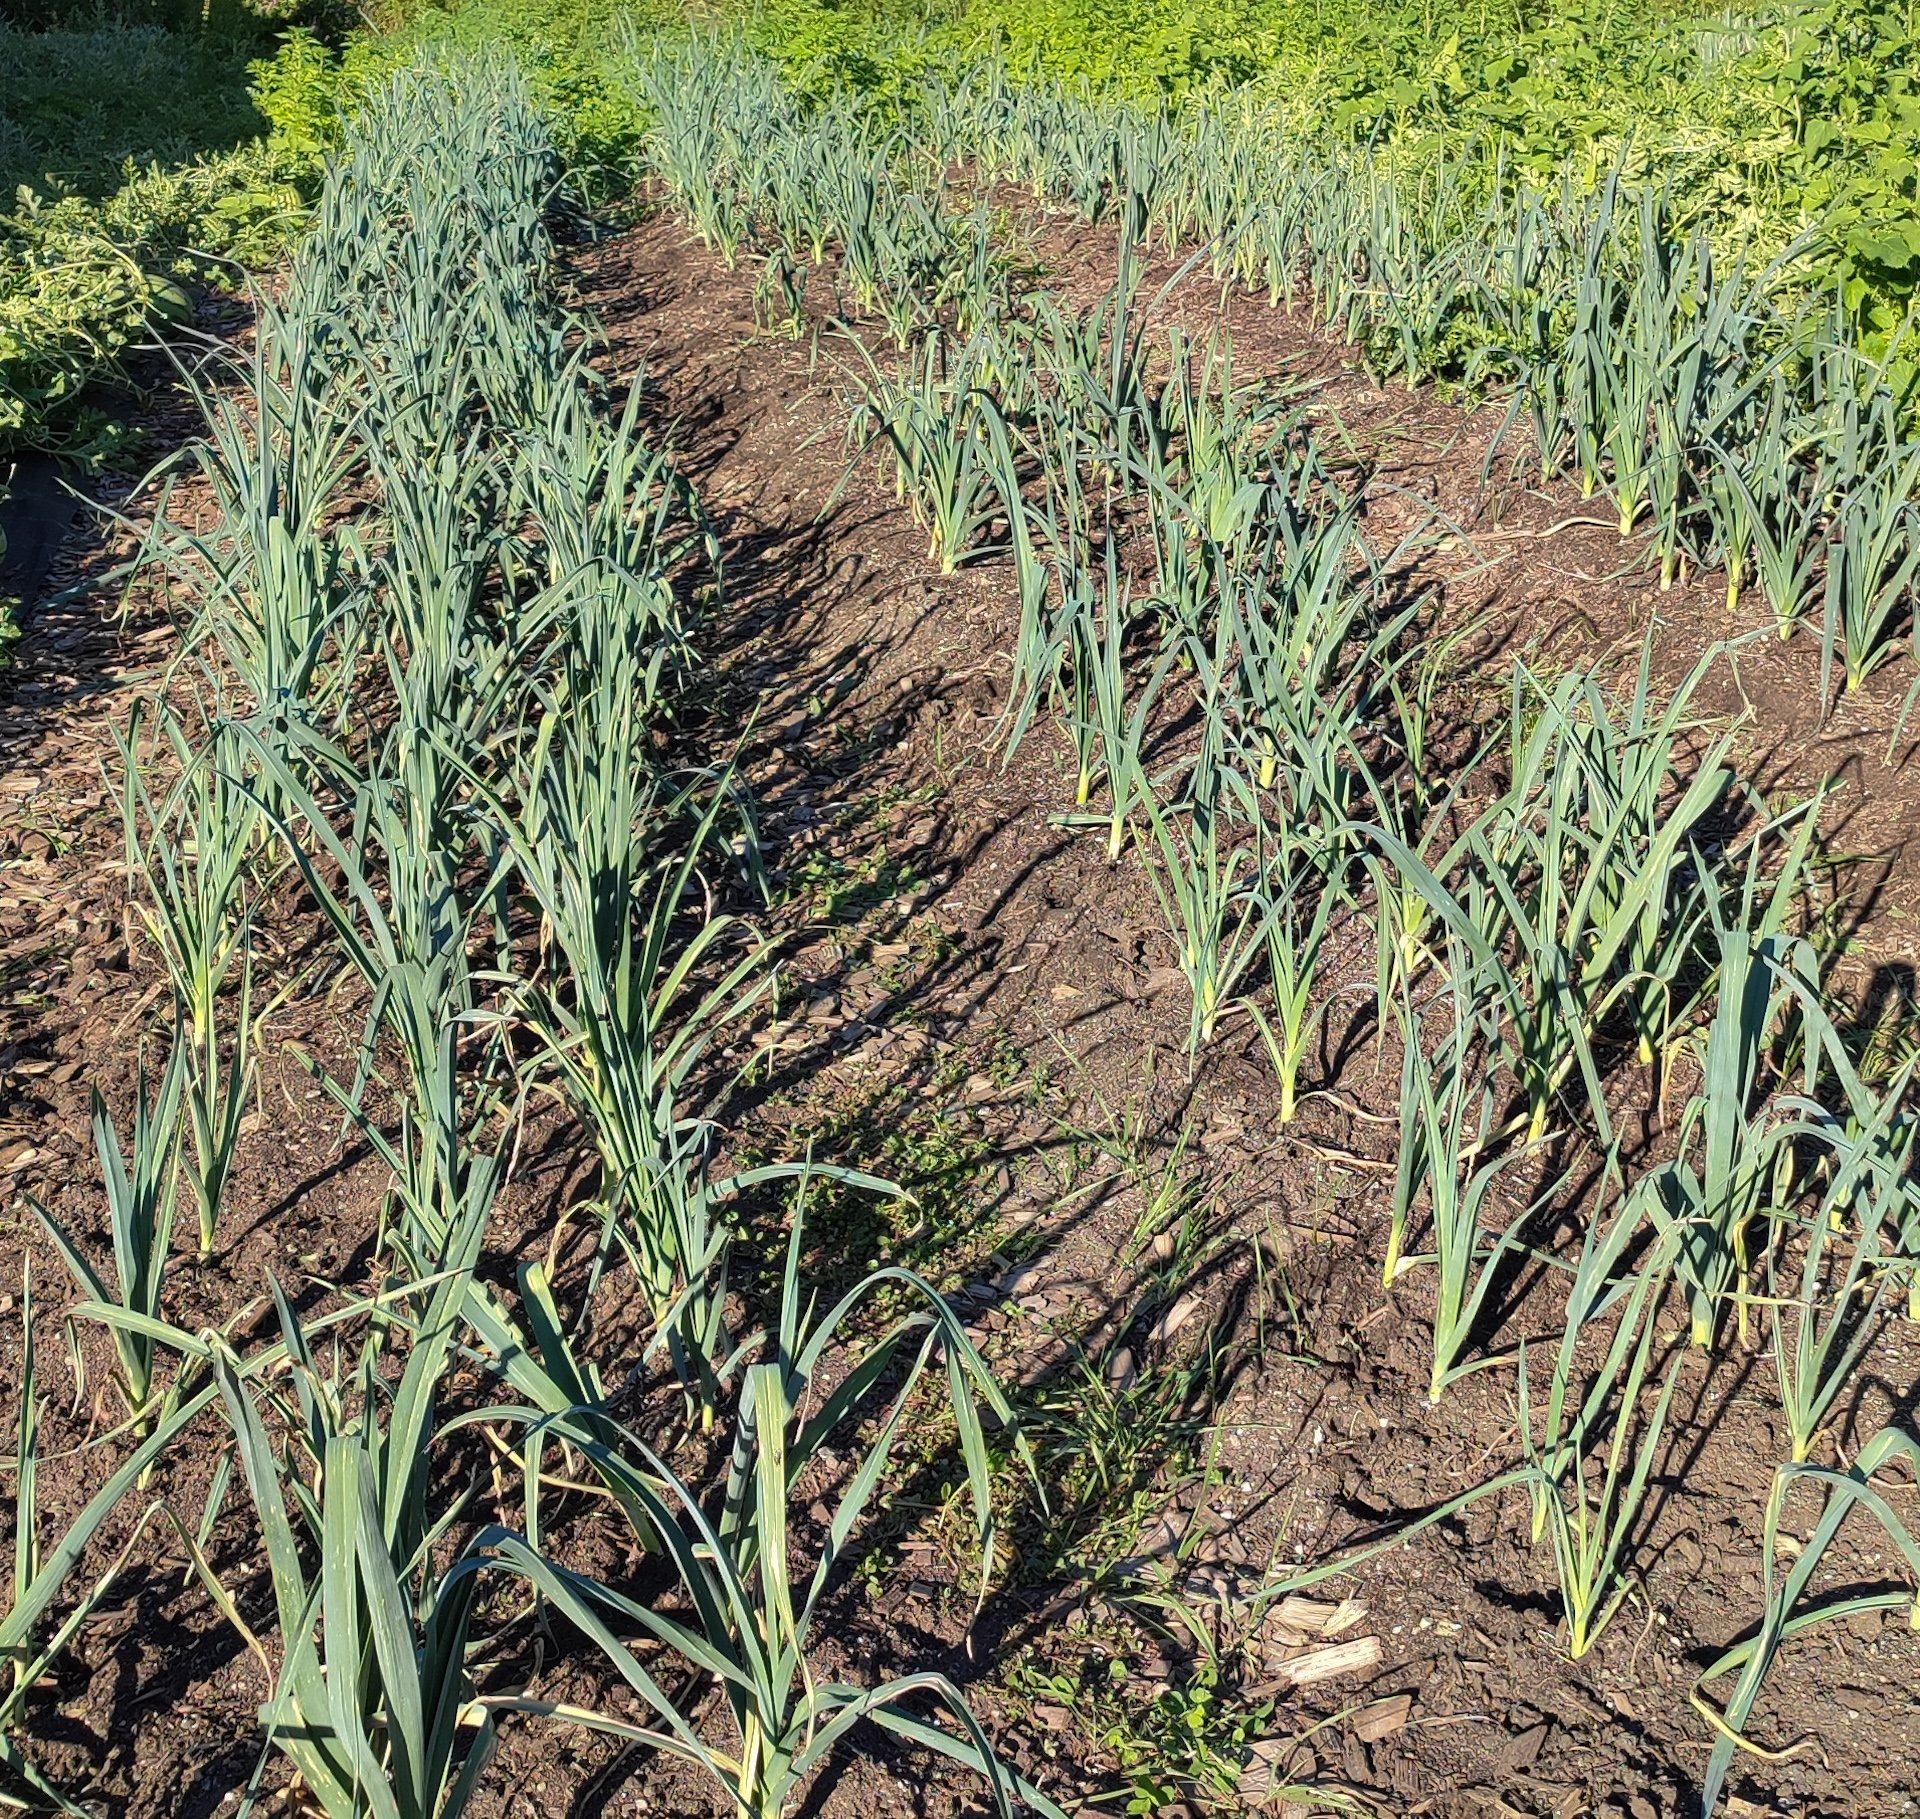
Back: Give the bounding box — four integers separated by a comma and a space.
1763, 1057, 1920, 1463
1138, 736, 1266, 1051
161, 43, 568, 1260
245, 727, 506, 1267
1068, 547, 1177, 859
840, 327, 1003, 574
467, 1211, 1063, 1819
1700, 378, 1822, 622
1627, 214, 1783, 589
1023, 230, 1160, 483
1764, 1135, 1911, 1467
1347, 154, 1486, 386
147, 300, 363, 779
1223, 489, 1376, 801
1630, 815, 1819, 1348
1696, 1426, 1920, 1816
625, 33, 768, 262
1218, 435, 1395, 1093
1520, 1206, 1682, 1659
489, 353, 768, 1392
495, 730, 769, 1397
635, 39, 1920, 691
2, 1270, 220, 1810
980, 399, 1070, 763
117, 698, 262, 1255
1148, 329, 1307, 602
1818, 386, 1920, 700
518, 374, 709, 709
1247, 837, 1344, 1123
1363, 641, 1738, 1152
205, 1138, 506, 1819
226, 1415, 495, 1819
1501, 643, 1738, 1080
334, 60, 561, 445
1391, 939, 1549, 1397
33, 1046, 188, 1423
1470, 178, 1580, 477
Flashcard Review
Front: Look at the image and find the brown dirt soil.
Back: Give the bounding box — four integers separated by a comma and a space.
3, 194, 1919, 1819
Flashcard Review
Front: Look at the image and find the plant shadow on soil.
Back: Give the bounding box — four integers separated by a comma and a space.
3, 188, 1920, 1818
564, 202, 1920, 1816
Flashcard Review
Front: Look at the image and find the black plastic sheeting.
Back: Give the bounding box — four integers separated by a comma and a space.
0, 455, 84, 628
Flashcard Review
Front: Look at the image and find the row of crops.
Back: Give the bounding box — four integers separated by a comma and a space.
9, 27, 1920, 1819
6, 52, 1065, 1819
629, 32, 1920, 1812
645, 34, 1920, 704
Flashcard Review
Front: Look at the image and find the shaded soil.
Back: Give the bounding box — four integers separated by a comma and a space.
2, 191, 1918, 1819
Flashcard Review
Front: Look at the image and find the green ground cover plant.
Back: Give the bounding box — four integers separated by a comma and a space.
0, 26, 336, 457
10, 0, 1920, 457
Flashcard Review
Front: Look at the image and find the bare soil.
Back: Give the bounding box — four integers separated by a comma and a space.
2, 196, 1918, 1819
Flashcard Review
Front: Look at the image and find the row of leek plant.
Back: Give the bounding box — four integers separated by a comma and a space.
981, 261, 1920, 1784
4, 50, 1061, 1819
627, 47, 1920, 1812
837, 229, 1431, 1125
631, 35, 1920, 710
